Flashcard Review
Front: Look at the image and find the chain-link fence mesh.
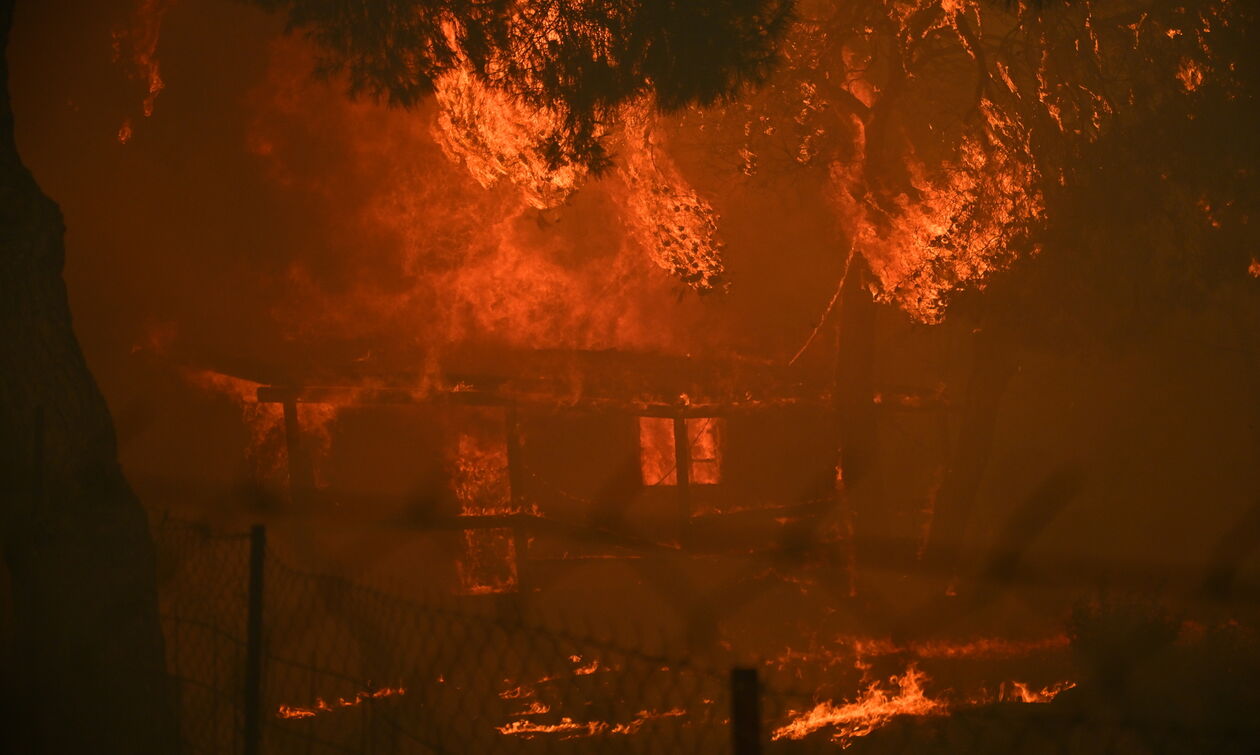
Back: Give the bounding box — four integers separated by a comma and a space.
153, 503, 1260, 755
155, 513, 744, 754
156, 516, 252, 755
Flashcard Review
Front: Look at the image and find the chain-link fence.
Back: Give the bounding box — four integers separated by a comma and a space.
155, 514, 751, 755
153, 503, 1260, 755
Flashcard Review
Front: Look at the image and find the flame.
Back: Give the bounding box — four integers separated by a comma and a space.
429, 18, 724, 292
772, 665, 946, 744
497, 708, 686, 739
277, 686, 406, 720
771, 634, 1070, 676
112, 0, 174, 142
1177, 57, 1207, 91
247, 35, 702, 356
451, 424, 519, 594
433, 65, 587, 210
617, 104, 727, 292
181, 369, 338, 491
638, 417, 724, 486
181, 369, 284, 480
834, 127, 1044, 323
569, 654, 604, 676
638, 417, 678, 485
1001, 680, 1075, 704
909, 634, 1069, 660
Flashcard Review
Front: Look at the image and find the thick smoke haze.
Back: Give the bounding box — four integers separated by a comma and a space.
4, 1, 1260, 751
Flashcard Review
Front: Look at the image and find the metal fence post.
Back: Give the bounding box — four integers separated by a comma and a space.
244, 524, 266, 755
731, 667, 761, 755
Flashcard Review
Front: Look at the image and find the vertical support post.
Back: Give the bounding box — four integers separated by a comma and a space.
282, 396, 316, 507
672, 415, 691, 538
504, 404, 528, 597
243, 524, 266, 755
730, 667, 761, 755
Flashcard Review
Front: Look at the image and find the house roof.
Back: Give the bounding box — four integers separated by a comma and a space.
239, 346, 836, 414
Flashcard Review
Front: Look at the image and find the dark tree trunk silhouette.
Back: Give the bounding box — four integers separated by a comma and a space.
0, 2, 175, 752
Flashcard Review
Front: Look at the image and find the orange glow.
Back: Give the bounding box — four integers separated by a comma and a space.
433, 65, 587, 210
497, 708, 686, 739
834, 129, 1044, 323
182, 369, 284, 479
909, 634, 1070, 659
770, 634, 1069, 675
277, 686, 406, 720
569, 654, 604, 675
430, 20, 724, 291
246, 35, 699, 356
451, 427, 518, 594
688, 418, 722, 485
1001, 680, 1076, 703
638, 417, 676, 485
638, 417, 723, 486
618, 105, 726, 292
181, 369, 338, 492
112, 0, 173, 141
1177, 57, 1206, 91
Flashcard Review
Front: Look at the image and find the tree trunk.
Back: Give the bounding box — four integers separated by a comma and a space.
0, 2, 176, 752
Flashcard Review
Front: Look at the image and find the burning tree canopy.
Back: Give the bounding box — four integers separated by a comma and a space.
680, 0, 1257, 325
243, 0, 1256, 327
250, 0, 794, 171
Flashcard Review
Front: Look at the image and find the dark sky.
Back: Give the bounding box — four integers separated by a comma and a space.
8, 0, 1260, 580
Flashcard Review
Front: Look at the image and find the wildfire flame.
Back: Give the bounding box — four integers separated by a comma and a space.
277, 686, 406, 720
771, 661, 1076, 745
497, 708, 687, 739
451, 425, 519, 595
181, 368, 338, 492
772, 665, 946, 744
113, 0, 174, 142
1002, 680, 1076, 704
433, 65, 587, 210
617, 104, 727, 292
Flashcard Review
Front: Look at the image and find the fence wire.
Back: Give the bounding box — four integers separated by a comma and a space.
156, 514, 741, 754
153, 508, 1260, 755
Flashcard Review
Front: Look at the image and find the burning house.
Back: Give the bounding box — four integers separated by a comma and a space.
224, 348, 851, 601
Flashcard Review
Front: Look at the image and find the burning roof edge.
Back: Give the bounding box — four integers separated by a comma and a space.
245, 347, 836, 414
